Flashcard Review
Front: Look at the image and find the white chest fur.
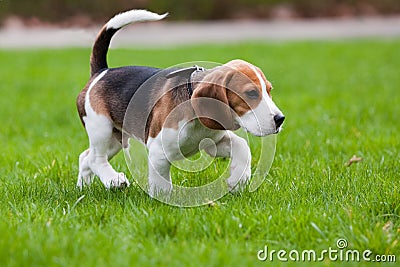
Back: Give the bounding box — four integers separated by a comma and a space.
147, 119, 225, 162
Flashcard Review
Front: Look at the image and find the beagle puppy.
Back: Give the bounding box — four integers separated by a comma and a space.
76, 10, 285, 196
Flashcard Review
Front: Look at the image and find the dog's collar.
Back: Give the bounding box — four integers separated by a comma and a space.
166, 65, 206, 97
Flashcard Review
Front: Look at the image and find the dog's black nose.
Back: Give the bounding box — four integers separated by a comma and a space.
274, 114, 285, 129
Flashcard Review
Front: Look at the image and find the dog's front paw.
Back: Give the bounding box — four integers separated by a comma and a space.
227, 165, 251, 193
108, 172, 130, 189
228, 181, 247, 193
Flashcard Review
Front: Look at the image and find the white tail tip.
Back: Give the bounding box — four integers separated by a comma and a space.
107, 9, 168, 30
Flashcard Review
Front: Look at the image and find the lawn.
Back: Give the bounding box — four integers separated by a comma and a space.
0, 40, 399, 266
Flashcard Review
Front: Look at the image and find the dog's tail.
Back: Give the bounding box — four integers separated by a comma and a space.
90, 9, 167, 76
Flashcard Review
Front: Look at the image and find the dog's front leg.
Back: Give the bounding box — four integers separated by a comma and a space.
205, 132, 251, 192
147, 142, 172, 197
227, 133, 251, 192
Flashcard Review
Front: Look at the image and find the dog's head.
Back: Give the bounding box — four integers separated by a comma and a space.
192, 59, 285, 136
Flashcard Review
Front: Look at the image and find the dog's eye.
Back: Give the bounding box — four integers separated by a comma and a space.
245, 89, 259, 99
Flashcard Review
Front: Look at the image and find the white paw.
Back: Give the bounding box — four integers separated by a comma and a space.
227, 166, 251, 193
76, 173, 94, 189
76, 176, 83, 189
108, 172, 130, 189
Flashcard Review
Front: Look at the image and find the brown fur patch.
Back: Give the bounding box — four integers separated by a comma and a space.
226, 60, 272, 94
147, 82, 195, 139
226, 60, 263, 90
76, 83, 89, 126
148, 90, 175, 139
224, 60, 268, 116
254, 65, 272, 95
192, 66, 238, 130
88, 82, 111, 119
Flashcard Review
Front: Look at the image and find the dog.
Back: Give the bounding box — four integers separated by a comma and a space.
76, 9, 285, 196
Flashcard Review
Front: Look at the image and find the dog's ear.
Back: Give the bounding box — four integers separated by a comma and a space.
192, 68, 238, 130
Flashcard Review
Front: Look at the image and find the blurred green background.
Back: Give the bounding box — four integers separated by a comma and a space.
1, 0, 400, 25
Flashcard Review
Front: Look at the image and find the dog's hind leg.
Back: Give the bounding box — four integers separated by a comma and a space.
82, 115, 130, 189
77, 148, 94, 188
77, 132, 124, 188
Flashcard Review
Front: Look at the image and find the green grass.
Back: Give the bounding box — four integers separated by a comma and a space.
0, 40, 399, 266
